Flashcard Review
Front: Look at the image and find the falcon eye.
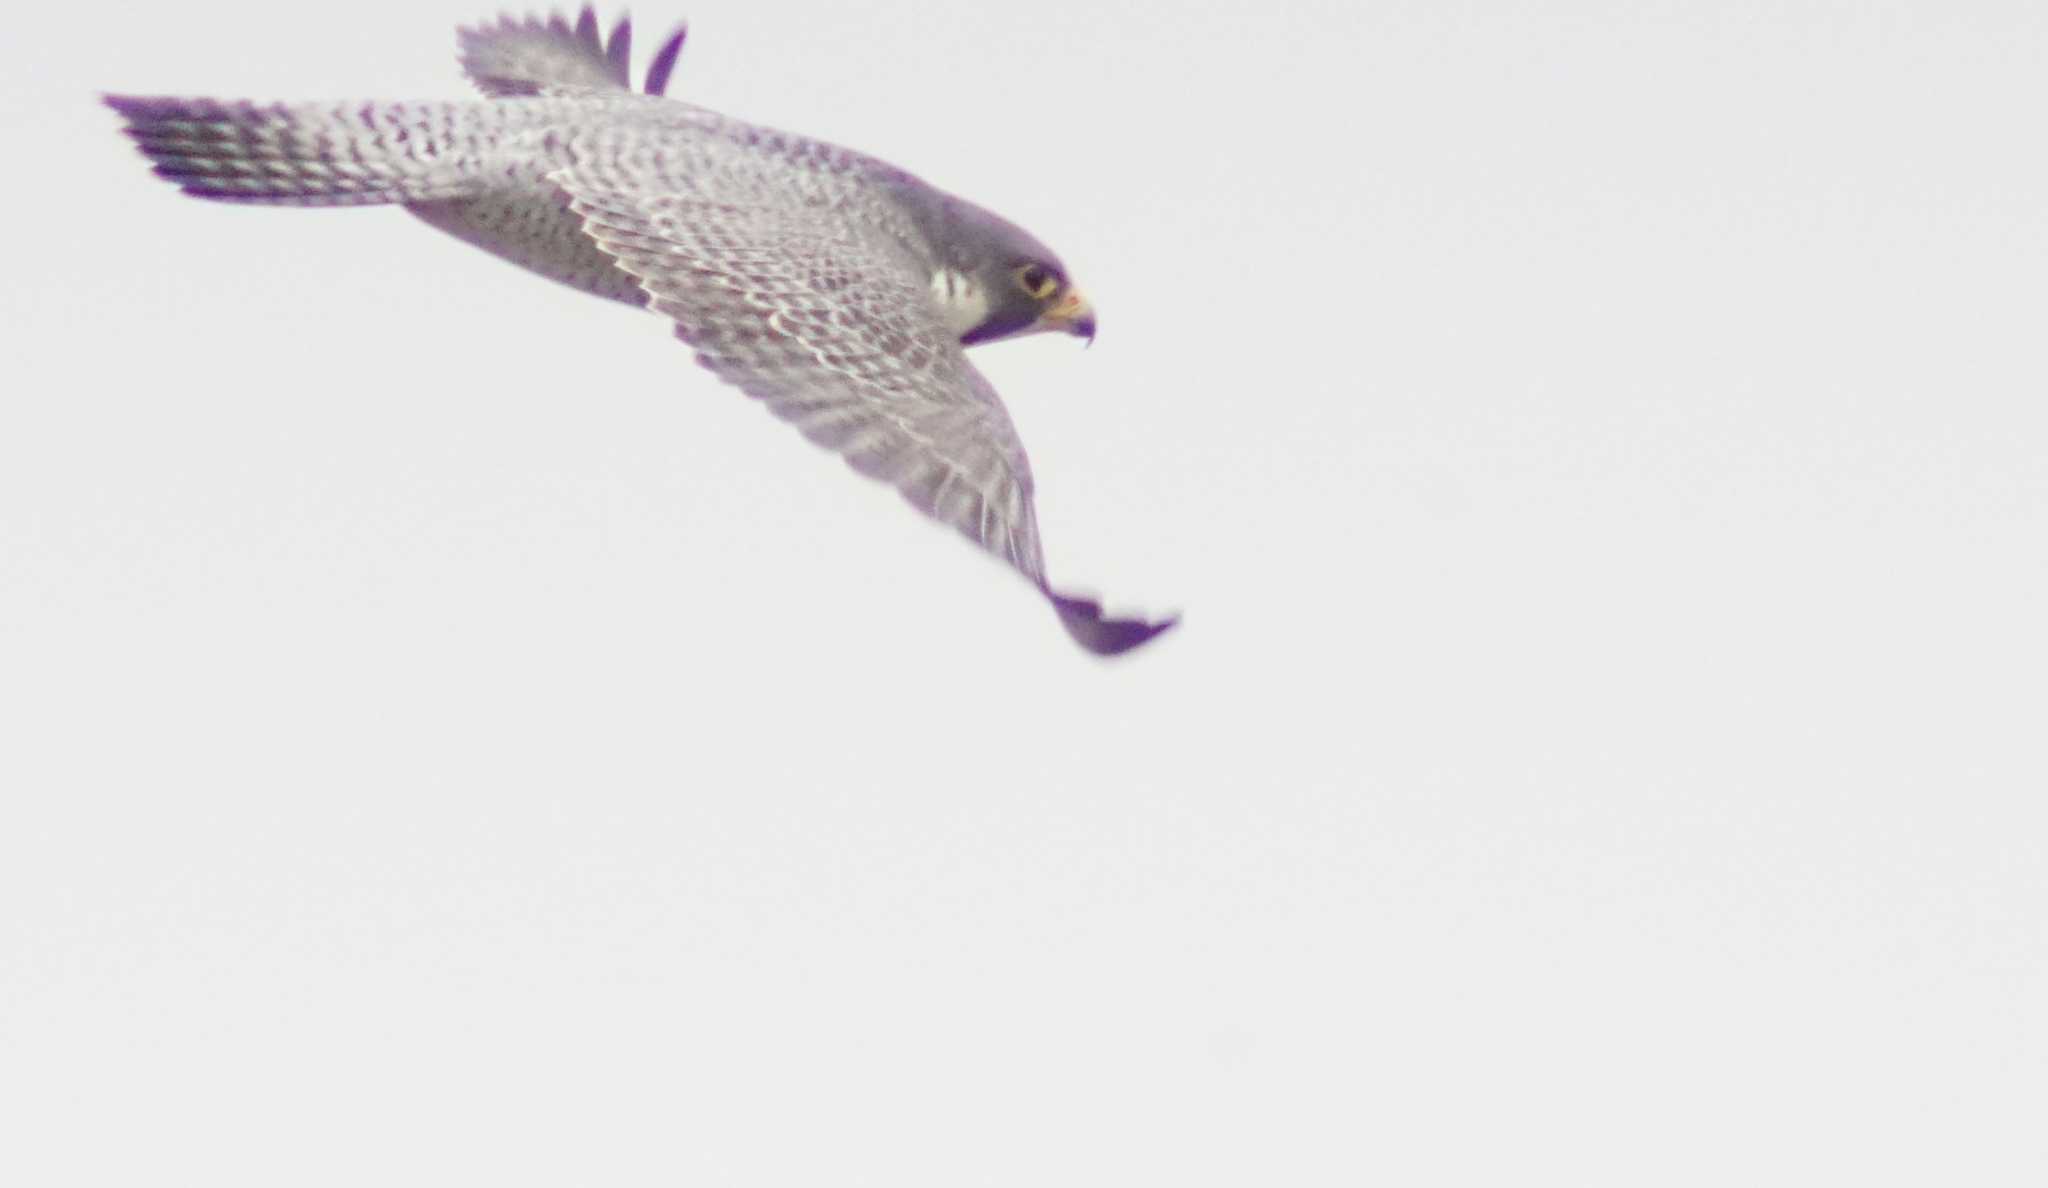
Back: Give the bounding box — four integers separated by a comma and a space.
1016, 263, 1060, 300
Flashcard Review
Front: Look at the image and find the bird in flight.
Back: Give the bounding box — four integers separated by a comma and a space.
107, 8, 1177, 655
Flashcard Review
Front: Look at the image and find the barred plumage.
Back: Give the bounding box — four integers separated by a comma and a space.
105, 6, 1175, 655
107, 95, 550, 205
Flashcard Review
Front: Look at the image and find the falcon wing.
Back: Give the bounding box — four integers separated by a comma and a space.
551, 148, 1174, 655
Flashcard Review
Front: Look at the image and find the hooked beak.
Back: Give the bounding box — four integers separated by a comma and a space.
1038, 286, 1097, 346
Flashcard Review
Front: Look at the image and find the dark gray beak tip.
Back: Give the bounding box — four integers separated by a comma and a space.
1075, 314, 1096, 348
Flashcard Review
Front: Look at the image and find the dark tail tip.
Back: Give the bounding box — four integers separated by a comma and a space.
1048, 590, 1179, 657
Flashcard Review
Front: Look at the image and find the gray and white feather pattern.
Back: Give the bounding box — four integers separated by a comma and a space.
107, 7, 1175, 656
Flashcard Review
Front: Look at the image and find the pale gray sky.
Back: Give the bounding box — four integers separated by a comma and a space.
5, 0, 2046, 1182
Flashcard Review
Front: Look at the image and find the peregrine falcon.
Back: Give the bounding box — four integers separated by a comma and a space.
106, 8, 1176, 656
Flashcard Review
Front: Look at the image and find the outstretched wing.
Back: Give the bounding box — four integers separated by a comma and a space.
560, 164, 1048, 586
457, 6, 688, 98
551, 136, 1174, 654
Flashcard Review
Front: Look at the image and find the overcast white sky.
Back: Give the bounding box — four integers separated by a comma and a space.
4, 0, 2046, 1182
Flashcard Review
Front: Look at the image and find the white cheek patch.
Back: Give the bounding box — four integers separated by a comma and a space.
929, 267, 992, 339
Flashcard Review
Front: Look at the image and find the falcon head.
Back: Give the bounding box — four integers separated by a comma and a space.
929, 205, 1097, 348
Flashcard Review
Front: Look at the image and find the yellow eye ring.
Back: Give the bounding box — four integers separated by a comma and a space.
1016, 263, 1060, 300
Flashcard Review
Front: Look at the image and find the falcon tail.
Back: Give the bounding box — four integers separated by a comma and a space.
1048, 590, 1179, 657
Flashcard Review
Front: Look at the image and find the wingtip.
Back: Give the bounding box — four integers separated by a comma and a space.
1048, 591, 1179, 657
457, 7, 646, 96
605, 12, 633, 87
102, 92, 161, 119
644, 23, 687, 95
